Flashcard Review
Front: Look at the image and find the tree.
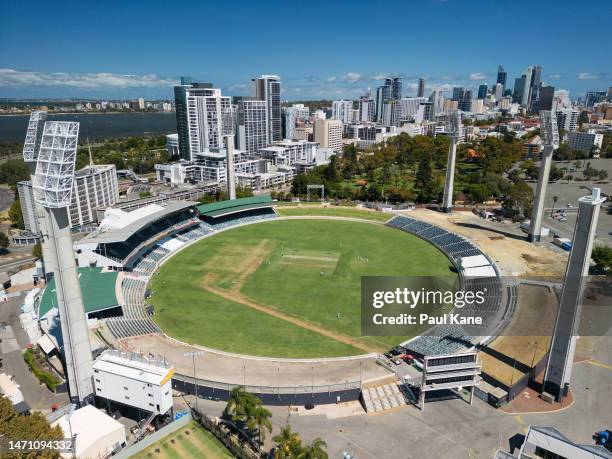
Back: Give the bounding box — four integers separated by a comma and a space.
298, 438, 328, 459
551, 196, 558, 217
598, 170, 608, 181
273, 424, 302, 459
591, 246, 612, 273
0, 159, 29, 189
197, 193, 215, 204
9, 200, 24, 229
0, 396, 64, 459
32, 242, 42, 260
503, 180, 533, 221
250, 405, 272, 445
0, 232, 8, 249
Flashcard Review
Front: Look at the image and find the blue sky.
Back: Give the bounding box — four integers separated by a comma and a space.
0, 0, 610, 100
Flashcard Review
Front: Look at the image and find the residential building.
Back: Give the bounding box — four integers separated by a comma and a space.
314, 118, 343, 153
137, 98, 145, 110
382, 100, 402, 126
173, 78, 232, 161
537, 86, 555, 112
494, 83, 504, 101
234, 96, 268, 154
568, 130, 604, 154
18, 164, 119, 230
400, 97, 428, 119
166, 133, 179, 157
429, 90, 444, 116
284, 104, 309, 139
252, 75, 281, 142
17, 181, 39, 234
332, 100, 354, 125
357, 96, 375, 122
556, 109, 579, 133
313, 109, 326, 120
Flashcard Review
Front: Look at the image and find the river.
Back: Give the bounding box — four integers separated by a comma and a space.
0, 112, 177, 142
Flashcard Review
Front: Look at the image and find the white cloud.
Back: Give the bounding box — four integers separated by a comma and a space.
371, 73, 387, 81
343, 72, 362, 83
0, 68, 179, 89
326, 76, 337, 82
469, 72, 487, 81
578, 72, 600, 80
227, 83, 247, 92
548, 74, 561, 79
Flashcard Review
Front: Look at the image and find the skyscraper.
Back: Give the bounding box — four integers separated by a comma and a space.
522, 66, 533, 107
234, 96, 269, 154
417, 78, 425, 97
537, 86, 555, 112
357, 96, 375, 122
477, 84, 488, 99
252, 75, 281, 143
513, 75, 526, 104
388, 77, 402, 100
375, 85, 390, 122
496, 65, 507, 91
331, 100, 354, 125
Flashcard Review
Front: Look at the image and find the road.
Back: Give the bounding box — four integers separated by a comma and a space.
0, 297, 69, 411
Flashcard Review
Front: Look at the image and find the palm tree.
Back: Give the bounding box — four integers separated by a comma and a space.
250, 405, 272, 446
225, 387, 259, 424
551, 195, 558, 217
273, 424, 302, 459
298, 438, 328, 459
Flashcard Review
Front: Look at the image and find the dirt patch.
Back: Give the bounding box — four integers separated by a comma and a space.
406, 209, 567, 277
479, 284, 557, 386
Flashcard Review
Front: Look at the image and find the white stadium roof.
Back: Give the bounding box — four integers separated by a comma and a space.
463, 266, 497, 278
460, 254, 490, 269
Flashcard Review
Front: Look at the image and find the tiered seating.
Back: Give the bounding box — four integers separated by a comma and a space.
361, 383, 406, 414
389, 215, 505, 356
204, 211, 277, 231
106, 317, 162, 339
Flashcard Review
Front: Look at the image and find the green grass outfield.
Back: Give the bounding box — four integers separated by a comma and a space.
275, 205, 391, 221
150, 219, 455, 358
133, 421, 232, 459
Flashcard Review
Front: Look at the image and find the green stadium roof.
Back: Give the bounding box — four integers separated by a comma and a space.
196, 195, 273, 218
39, 267, 119, 317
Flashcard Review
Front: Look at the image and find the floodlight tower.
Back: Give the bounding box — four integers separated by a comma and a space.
224, 135, 237, 200
441, 109, 462, 213
543, 188, 606, 401
21, 111, 56, 280
32, 121, 95, 405
528, 110, 559, 242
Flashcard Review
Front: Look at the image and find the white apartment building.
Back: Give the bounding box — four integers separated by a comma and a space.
332, 100, 354, 125
400, 97, 429, 120
166, 133, 179, 157
235, 97, 269, 154
556, 108, 579, 133
186, 86, 233, 159
259, 139, 318, 167
313, 110, 326, 120
284, 104, 310, 139
252, 75, 282, 143
314, 118, 343, 153
18, 164, 118, 230
357, 97, 376, 122
568, 129, 604, 154
93, 350, 174, 415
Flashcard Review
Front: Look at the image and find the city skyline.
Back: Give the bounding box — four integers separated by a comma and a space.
1, 0, 610, 100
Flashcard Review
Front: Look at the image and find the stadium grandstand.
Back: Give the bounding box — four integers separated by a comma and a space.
74, 201, 200, 270
196, 194, 276, 230
387, 215, 515, 358
92, 195, 278, 341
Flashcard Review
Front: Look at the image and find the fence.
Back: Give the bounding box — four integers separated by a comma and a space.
113, 411, 193, 459
172, 375, 362, 406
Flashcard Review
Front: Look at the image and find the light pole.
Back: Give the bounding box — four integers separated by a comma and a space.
184, 351, 204, 413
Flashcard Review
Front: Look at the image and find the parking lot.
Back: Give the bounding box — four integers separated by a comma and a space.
528, 159, 612, 246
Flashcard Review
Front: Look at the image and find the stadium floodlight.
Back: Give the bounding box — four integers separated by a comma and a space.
528, 111, 558, 242
22, 110, 47, 163
446, 109, 462, 139
441, 110, 462, 212
539, 110, 560, 149
32, 121, 79, 208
